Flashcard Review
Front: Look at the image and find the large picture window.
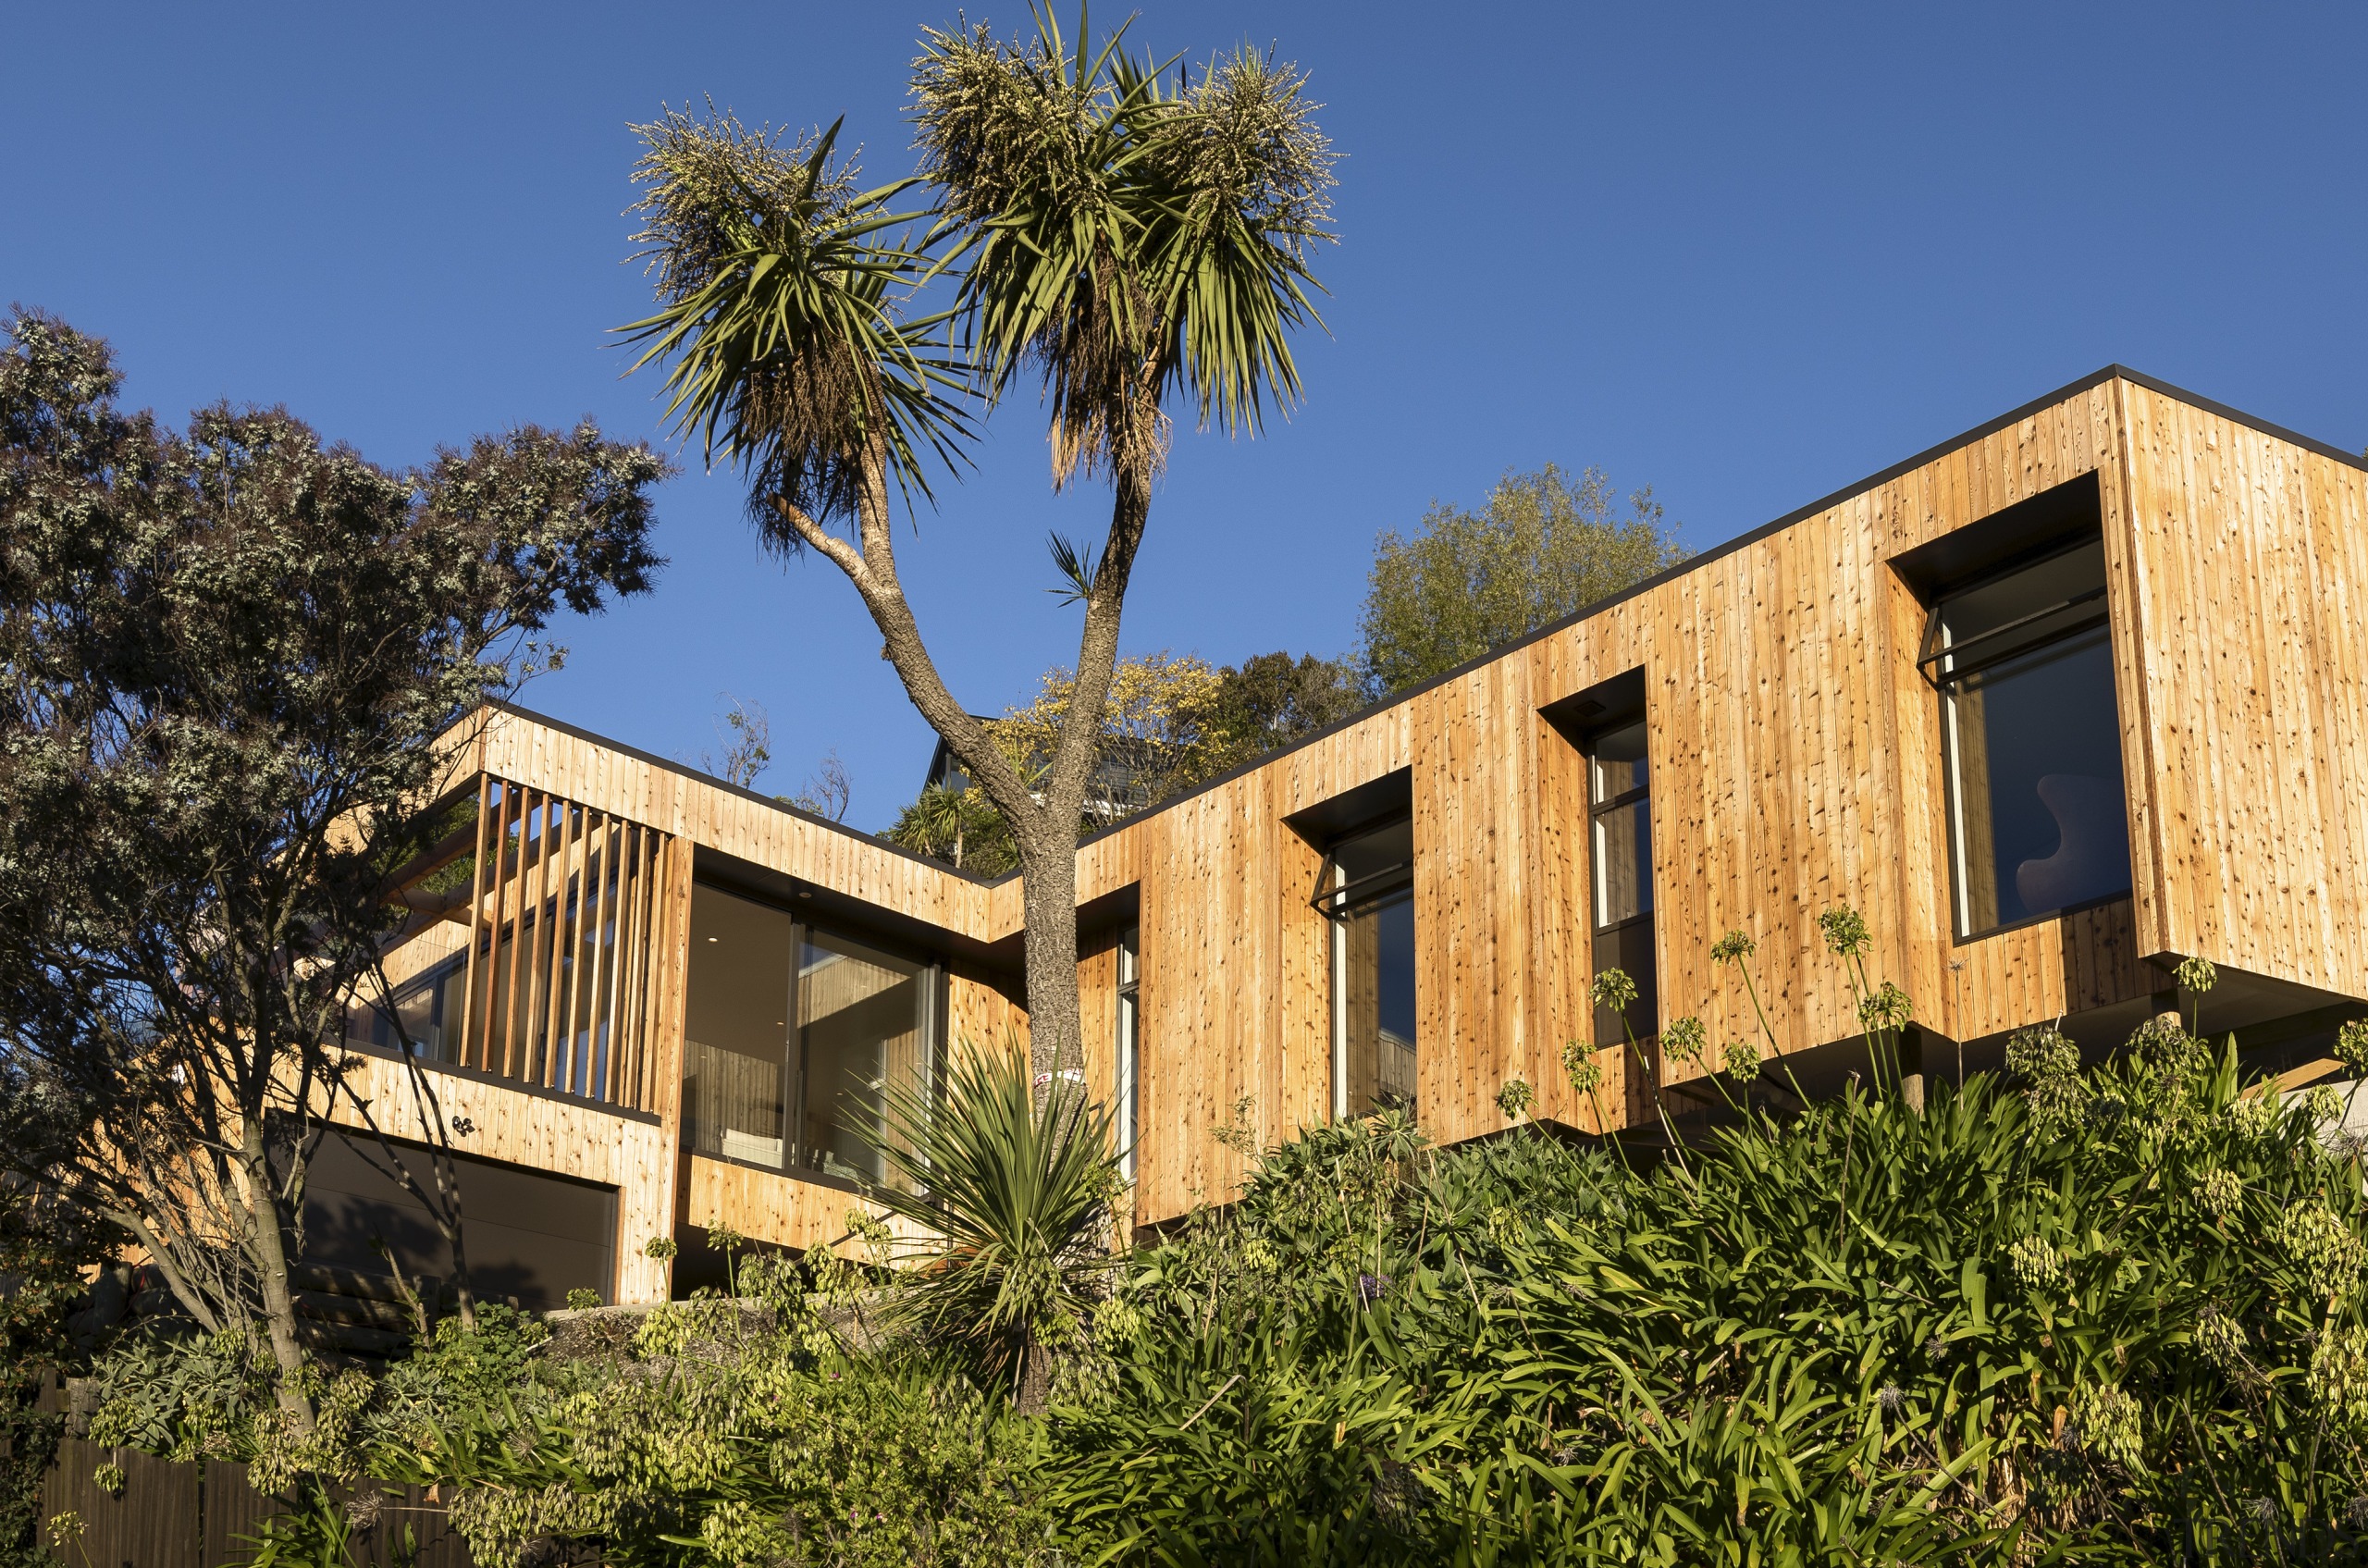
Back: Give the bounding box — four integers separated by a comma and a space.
1587, 717, 1658, 1045
682, 883, 943, 1189
1923, 538, 2132, 935
1319, 816, 1416, 1118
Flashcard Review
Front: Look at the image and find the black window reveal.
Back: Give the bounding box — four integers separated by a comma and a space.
1318, 816, 1416, 1117
1922, 538, 2132, 935
1588, 717, 1658, 1045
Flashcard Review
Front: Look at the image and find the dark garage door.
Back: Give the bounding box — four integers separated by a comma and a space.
302, 1130, 618, 1311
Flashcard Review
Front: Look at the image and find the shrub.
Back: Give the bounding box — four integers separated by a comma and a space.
1053, 1030, 2368, 1564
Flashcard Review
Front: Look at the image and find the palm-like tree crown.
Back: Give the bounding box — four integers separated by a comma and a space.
622, 105, 968, 536
867, 1041, 1122, 1406
913, 12, 1336, 487
621, 14, 1335, 515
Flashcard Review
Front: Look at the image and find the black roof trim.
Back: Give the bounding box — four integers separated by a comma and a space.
482, 698, 1000, 886
1057, 365, 2366, 858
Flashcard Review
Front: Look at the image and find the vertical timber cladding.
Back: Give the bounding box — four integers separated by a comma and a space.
448, 773, 678, 1116
1070, 719, 1379, 1227
1077, 375, 2208, 1202
1365, 381, 2145, 1142
2115, 381, 2368, 1004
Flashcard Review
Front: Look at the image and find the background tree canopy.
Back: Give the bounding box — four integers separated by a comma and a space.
1356, 463, 1687, 694
882, 648, 1363, 870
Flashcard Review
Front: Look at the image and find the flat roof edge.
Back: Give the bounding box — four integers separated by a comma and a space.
474, 698, 1003, 886
484, 366, 2366, 890
1066, 365, 2366, 849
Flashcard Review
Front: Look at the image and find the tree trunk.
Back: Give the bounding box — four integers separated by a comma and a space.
241, 1125, 315, 1434
1016, 1335, 1053, 1418
763, 457, 1147, 1101
1015, 825, 1083, 1086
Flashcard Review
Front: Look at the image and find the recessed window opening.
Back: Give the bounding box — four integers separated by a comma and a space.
1587, 715, 1658, 1046
353, 956, 467, 1065
1315, 814, 1416, 1119
1922, 537, 2132, 935
682, 883, 944, 1191
1116, 927, 1141, 1182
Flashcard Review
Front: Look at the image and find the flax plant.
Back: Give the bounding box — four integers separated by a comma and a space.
1591, 965, 1690, 1171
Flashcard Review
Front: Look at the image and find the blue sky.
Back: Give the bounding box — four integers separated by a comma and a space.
8, 3, 2363, 831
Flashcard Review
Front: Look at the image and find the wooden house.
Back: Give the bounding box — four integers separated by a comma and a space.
331, 366, 2368, 1306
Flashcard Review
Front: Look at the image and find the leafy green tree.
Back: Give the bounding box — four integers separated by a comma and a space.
885, 648, 1362, 873
885, 780, 1018, 875
620, 12, 1335, 1088
1212, 649, 1365, 753
1358, 463, 1686, 694
0, 311, 665, 1427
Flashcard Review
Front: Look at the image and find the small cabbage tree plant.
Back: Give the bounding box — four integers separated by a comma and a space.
867, 1040, 1123, 1414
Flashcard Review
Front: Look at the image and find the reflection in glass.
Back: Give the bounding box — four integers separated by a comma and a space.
1589, 719, 1648, 802
1327, 817, 1416, 1118
1116, 928, 1140, 1181
684, 887, 795, 1168
1587, 716, 1656, 1046
796, 929, 929, 1187
352, 957, 468, 1062
681, 884, 941, 1188
1342, 889, 1417, 1114
1933, 541, 2131, 933
1592, 799, 1652, 927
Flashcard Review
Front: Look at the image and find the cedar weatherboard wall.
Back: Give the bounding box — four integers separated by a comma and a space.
2115, 380, 2368, 996
1061, 371, 2368, 1223
363, 370, 2368, 1251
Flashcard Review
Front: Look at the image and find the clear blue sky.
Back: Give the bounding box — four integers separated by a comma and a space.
8, 3, 2362, 831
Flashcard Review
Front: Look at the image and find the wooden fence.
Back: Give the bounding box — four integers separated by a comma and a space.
37, 1435, 474, 1568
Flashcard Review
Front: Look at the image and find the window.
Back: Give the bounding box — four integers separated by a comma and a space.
1923, 538, 2132, 934
682, 883, 943, 1189
1116, 927, 1141, 1181
1587, 717, 1658, 1044
352, 957, 467, 1063
1318, 816, 1416, 1117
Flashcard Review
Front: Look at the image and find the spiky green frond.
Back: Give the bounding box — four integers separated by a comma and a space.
912, 10, 1335, 485
619, 107, 971, 532
868, 1039, 1122, 1399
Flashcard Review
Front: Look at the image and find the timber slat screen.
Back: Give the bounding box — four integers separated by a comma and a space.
447, 775, 674, 1114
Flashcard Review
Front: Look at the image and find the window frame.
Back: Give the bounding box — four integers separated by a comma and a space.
1314, 810, 1416, 1119
1585, 719, 1653, 932
358, 956, 464, 1061
1922, 535, 2131, 937
1919, 536, 2131, 940
1115, 926, 1141, 1182
682, 878, 948, 1191
1582, 713, 1658, 1048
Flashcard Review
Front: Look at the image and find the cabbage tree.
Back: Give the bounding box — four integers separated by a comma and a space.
621, 9, 1335, 1085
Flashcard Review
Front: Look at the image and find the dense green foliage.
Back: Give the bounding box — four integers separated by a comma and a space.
1067, 1027, 2368, 1564
867, 1043, 1121, 1409
0, 309, 667, 1418
1358, 463, 1687, 694
883, 648, 1364, 871
68, 1010, 2368, 1565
